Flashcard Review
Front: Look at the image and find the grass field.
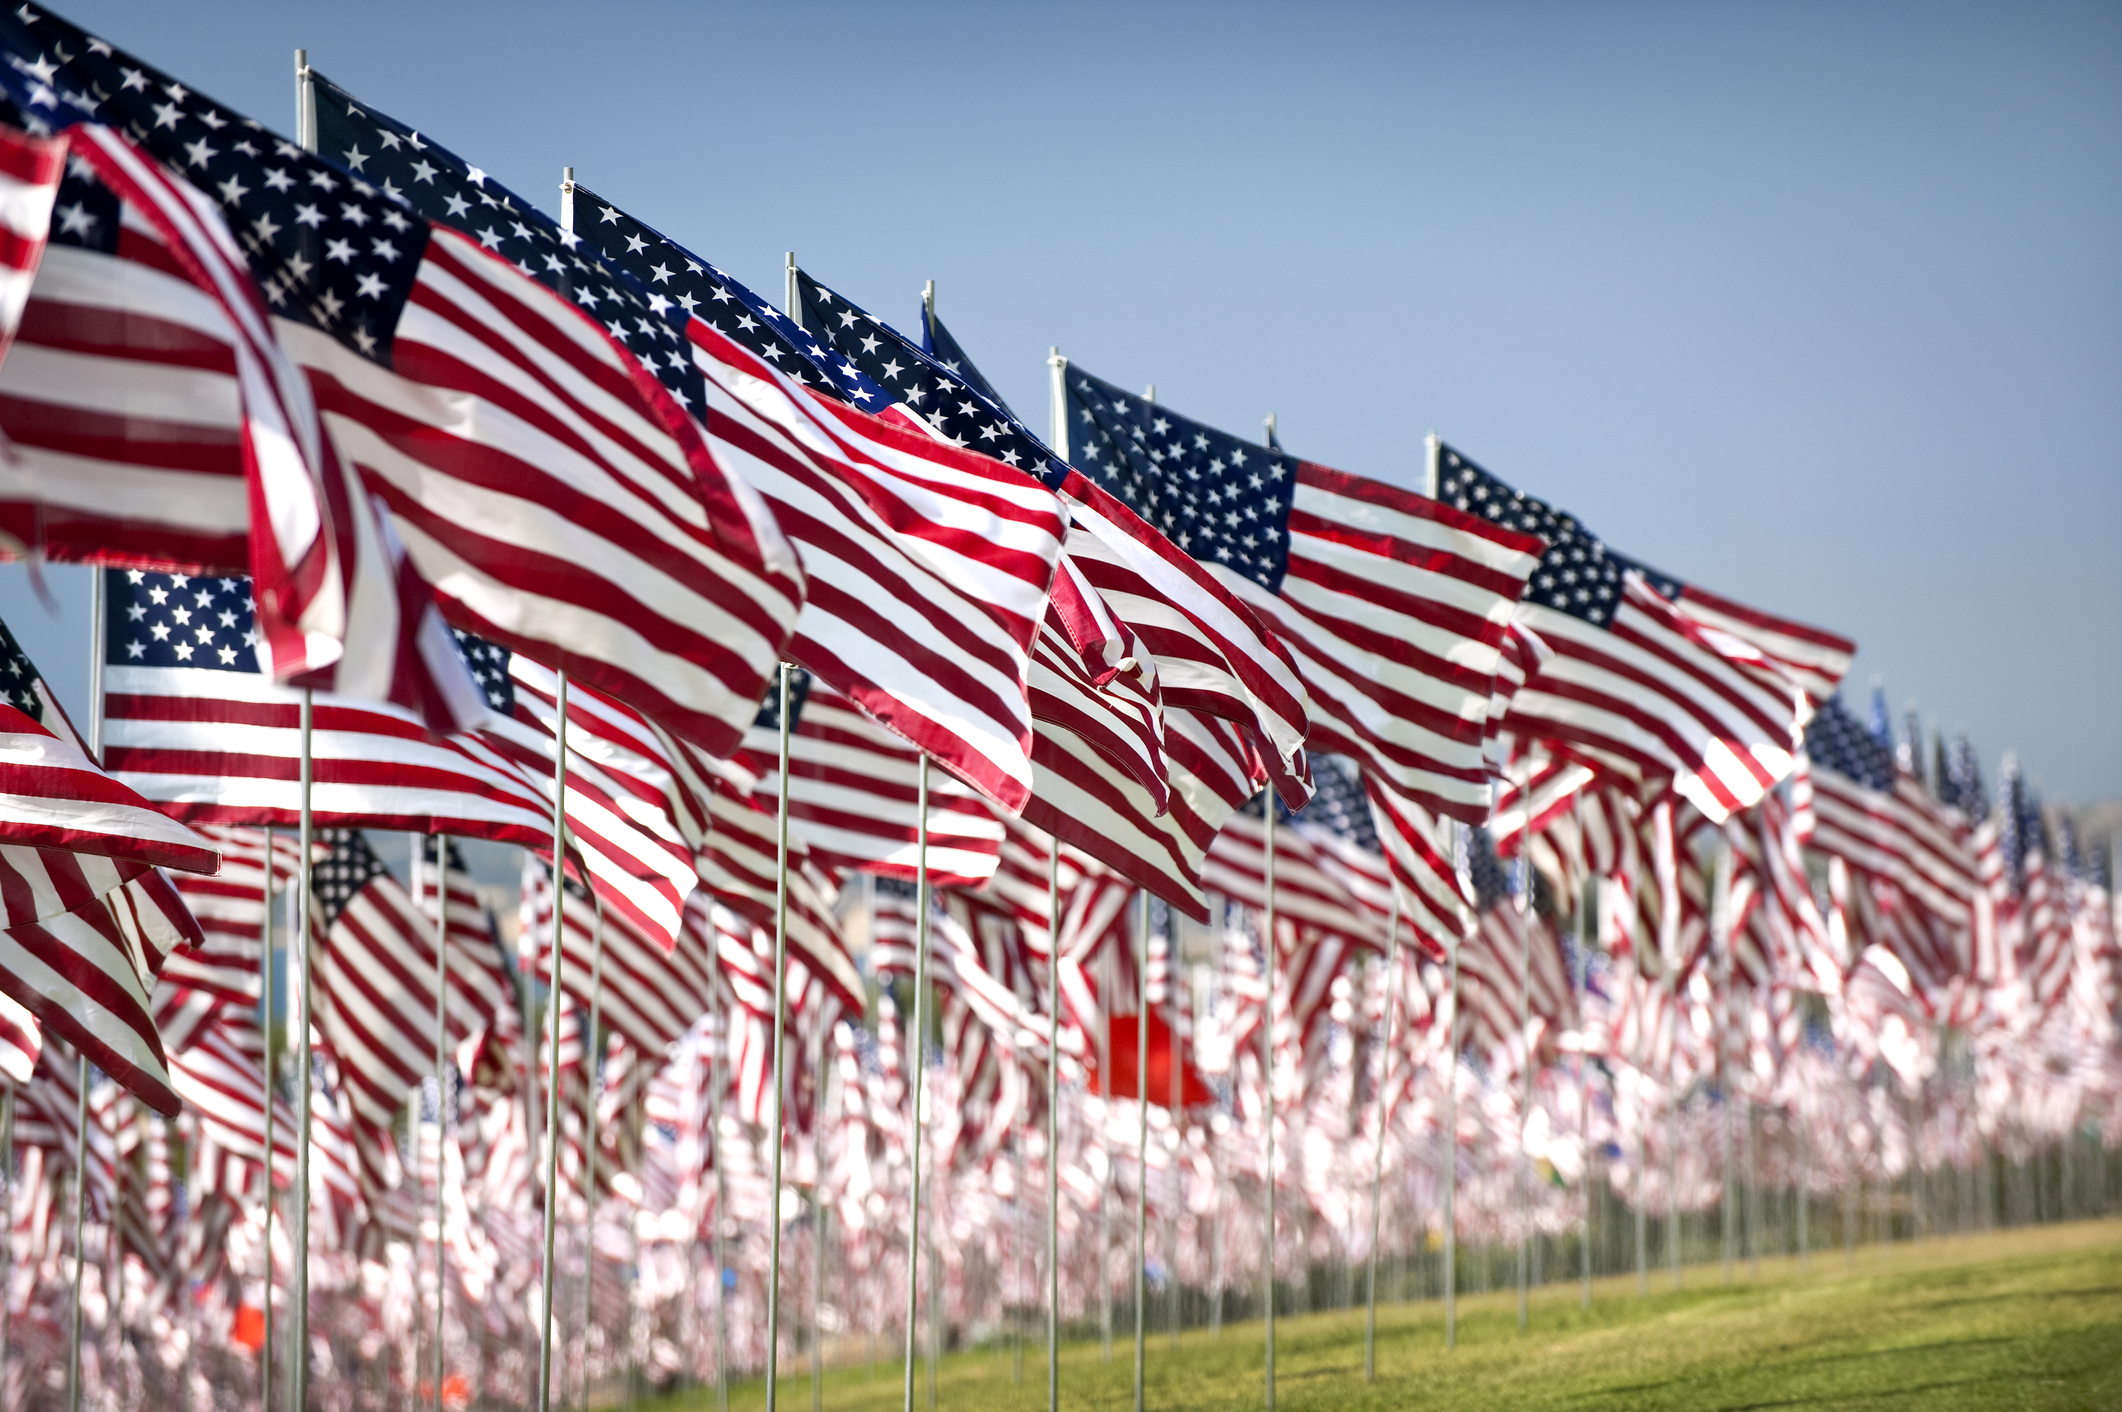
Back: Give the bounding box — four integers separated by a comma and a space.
653, 1219, 2122, 1411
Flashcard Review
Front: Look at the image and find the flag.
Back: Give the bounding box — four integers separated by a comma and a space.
1434, 443, 1811, 822
101, 569, 557, 849
1063, 369, 1546, 821
0, 117, 59, 366
1802, 694, 1979, 937
735, 675, 1005, 888
791, 284, 1312, 804
0, 609, 219, 871
307, 828, 511, 1198
1664, 582, 1854, 706
0, 109, 486, 718
568, 192, 1068, 813
0, 15, 806, 754
520, 860, 720, 1063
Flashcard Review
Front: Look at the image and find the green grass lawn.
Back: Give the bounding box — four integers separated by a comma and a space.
653, 1219, 2122, 1411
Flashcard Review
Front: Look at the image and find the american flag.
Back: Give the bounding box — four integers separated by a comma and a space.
307, 828, 511, 1202
1064, 368, 1546, 823
0, 611, 217, 872
520, 861, 720, 1065
475, 645, 703, 953
156, 824, 308, 1052
1803, 695, 1979, 942
806, 292, 1313, 810
0, 118, 59, 362
845, 309, 1317, 906
1666, 582, 1855, 707
0, 608, 212, 1113
668, 736, 865, 1013
1434, 443, 1809, 822
736, 678, 1006, 888
0, 12, 804, 755
100, 569, 554, 843
572, 192, 1067, 814
0, 104, 482, 718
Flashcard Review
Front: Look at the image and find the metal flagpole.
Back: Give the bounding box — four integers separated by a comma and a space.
1132, 892, 1149, 1412
289, 59, 323, 1412
1444, 816, 1466, 1351
810, 1023, 828, 1412
290, 686, 316, 1412
1578, 877, 1593, 1311
1797, 1099, 1811, 1273
1364, 899, 1402, 1380
766, 662, 795, 1412
580, 893, 606, 1410
1261, 804, 1277, 1410
66, 531, 112, 1412
535, 664, 572, 1412
1444, 921, 1459, 1352
0, 1081, 12, 1406
1715, 846, 1735, 1286
1045, 845, 1060, 1412
65, 1052, 88, 1412
431, 836, 451, 1412
1515, 795, 1531, 1334
1167, 952, 1181, 1353
899, 757, 932, 1412
1668, 1052, 1682, 1290
262, 824, 277, 1410
708, 977, 729, 1412
1634, 1114, 1648, 1297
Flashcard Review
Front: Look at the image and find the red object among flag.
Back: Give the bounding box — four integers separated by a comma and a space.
1087, 1009, 1211, 1109
231, 1302, 265, 1352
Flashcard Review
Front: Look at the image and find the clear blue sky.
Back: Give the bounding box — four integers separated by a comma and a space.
5, 0, 2117, 803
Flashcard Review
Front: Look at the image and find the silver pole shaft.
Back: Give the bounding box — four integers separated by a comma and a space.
1578, 880, 1592, 1311
900, 758, 931, 1412
1669, 1059, 1682, 1290
766, 664, 794, 1412
1444, 933, 1458, 1350
709, 978, 729, 1412
581, 897, 606, 1409
1798, 1106, 1810, 1273
289, 56, 317, 1412
1635, 1122, 1648, 1297
1365, 901, 1401, 1380
536, 669, 571, 1412
0, 1085, 12, 1405
433, 836, 450, 1412
1716, 848, 1735, 1287
1516, 837, 1530, 1333
72, 566, 103, 1409
1262, 808, 1277, 1411
1132, 891, 1148, 1412
291, 689, 315, 1412
1046, 846, 1060, 1412
65, 1052, 88, 1412
262, 824, 276, 1411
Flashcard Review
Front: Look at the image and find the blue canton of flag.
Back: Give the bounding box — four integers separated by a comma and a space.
1433, 444, 1677, 629
1804, 695, 1897, 792
107, 570, 264, 672
1062, 366, 1296, 591
1290, 753, 1380, 852
0, 9, 427, 368
794, 269, 1065, 483
448, 629, 514, 716
0, 615, 50, 720
568, 187, 890, 411
304, 70, 705, 409
310, 827, 389, 928
919, 307, 1013, 420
